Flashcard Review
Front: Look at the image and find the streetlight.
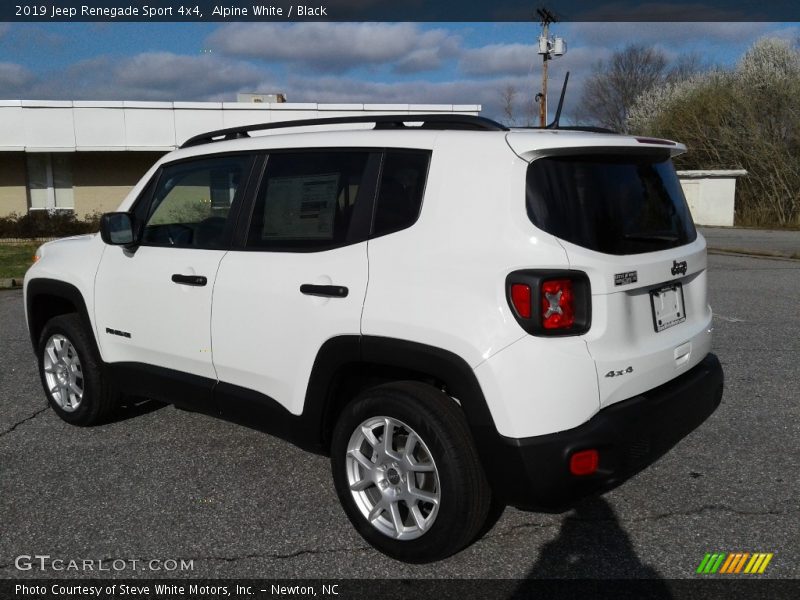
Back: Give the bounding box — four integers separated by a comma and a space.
536, 8, 567, 127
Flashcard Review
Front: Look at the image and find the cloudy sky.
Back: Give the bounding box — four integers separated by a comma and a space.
0, 21, 796, 121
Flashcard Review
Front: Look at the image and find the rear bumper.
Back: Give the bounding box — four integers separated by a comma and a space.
490, 353, 723, 510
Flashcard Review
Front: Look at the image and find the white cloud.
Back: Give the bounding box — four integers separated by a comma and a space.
0, 62, 35, 95
460, 43, 537, 77
459, 42, 609, 80
5, 52, 266, 102
111, 52, 265, 98
207, 22, 461, 74
272, 72, 545, 122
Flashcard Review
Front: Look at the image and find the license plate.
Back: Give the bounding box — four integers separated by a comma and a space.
650, 283, 686, 332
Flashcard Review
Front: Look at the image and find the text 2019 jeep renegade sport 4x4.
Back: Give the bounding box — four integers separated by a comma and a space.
24, 114, 723, 562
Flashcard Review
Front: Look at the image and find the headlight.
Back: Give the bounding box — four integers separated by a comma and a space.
32, 246, 43, 263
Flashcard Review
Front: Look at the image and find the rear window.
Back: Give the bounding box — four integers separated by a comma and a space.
373, 151, 430, 236
525, 152, 696, 255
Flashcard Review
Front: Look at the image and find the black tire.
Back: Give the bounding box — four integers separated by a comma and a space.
331, 381, 491, 562
37, 314, 118, 426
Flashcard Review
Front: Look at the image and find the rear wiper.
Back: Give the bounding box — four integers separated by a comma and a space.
623, 233, 680, 242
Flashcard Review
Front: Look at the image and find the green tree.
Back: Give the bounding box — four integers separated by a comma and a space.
628, 38, 800, 227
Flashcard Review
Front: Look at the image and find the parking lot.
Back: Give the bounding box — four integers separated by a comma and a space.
1, 250, 798, 580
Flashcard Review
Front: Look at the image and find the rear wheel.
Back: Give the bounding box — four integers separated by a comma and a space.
331, 381, 491, 562
38, 314, 118, 425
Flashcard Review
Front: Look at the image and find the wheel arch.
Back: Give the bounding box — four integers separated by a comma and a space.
305, 336, 502, 475
26, 278, 97, 355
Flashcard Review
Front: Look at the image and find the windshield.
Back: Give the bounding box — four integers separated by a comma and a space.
526, 152, 697, 255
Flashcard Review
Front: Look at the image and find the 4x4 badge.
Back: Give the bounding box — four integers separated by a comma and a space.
605, 366, 633, 378
671, 260, 688, 276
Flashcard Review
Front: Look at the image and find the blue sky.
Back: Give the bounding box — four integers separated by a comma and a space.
0, 22, 796, 120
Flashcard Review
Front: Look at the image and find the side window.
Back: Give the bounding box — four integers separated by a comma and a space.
141, 155, 251, 248
247, 151, 371, 251
373, 151, 430, 236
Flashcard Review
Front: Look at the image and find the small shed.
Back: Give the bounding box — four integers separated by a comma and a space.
677, 169, 747, 227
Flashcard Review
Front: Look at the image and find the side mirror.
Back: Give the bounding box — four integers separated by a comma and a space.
100, 212, 136, 247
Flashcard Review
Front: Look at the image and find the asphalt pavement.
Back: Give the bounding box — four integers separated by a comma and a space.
699, 226, 800, 258
1, 251, 798, 580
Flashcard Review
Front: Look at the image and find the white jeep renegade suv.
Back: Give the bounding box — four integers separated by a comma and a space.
24, 114, 723, 562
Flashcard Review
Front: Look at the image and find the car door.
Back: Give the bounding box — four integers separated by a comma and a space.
93, 153, 255, 409
211, 149, 380, 421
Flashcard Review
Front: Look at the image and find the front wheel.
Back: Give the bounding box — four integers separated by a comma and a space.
37, 314, 118, 425
331, 381, 491, 562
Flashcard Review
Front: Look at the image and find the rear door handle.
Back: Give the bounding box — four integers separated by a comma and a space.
171, 274, 207, 287
300, 284, 349, 298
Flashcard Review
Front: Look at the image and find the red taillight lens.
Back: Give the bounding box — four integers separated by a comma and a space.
510, 283, 532, 318
569, 449, 599, 476
541, 278, 575, 329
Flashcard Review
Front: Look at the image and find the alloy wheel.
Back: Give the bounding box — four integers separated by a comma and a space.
42, 334, 84, 412
345, 416, 440, 540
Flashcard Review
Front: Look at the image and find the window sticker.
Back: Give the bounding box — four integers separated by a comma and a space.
262, 173, 340, 240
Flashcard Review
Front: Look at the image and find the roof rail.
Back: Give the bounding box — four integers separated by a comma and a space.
180, 113, 508, 149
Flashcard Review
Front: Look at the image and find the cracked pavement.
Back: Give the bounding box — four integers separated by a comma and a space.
1, 252, 798, 579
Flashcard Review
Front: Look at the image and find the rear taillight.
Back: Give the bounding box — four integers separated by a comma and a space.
541, 278, 575, 330
510, 284, 532, 318
505, 270, 591, 336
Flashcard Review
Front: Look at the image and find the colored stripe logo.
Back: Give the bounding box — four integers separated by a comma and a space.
696, 552, 774, 574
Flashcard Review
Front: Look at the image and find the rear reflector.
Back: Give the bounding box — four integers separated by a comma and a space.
569, 449, 599, 476
510, 283, 532, 318
541, 278, 575, 329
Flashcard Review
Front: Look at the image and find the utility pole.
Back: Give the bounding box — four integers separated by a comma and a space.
535, 8, 566, 127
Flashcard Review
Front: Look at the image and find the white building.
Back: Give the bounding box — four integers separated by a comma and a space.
0, 100, 481, 219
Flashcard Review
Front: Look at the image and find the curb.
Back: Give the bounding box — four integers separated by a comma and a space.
707, 246, 800, 261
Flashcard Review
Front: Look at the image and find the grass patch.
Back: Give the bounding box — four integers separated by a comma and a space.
0, 243, 39, 279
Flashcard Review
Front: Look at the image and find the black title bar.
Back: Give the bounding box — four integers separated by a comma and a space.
3, 0, 800, 22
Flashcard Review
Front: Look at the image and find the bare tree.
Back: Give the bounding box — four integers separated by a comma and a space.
577, 44, 671, 132
522, 93, 539, 127
666, 52, 705, 83
501, 84, 518, 126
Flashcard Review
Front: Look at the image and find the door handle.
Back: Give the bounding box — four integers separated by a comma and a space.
300, 284, 349, 298
171, 274, 207, 286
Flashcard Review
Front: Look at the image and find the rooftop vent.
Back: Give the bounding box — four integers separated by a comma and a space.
236, 93, 287, 104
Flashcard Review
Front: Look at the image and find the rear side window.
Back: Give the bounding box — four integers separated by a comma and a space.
526, 153, 696, 255
247, 151, 372, 251
373, 151, 430, 236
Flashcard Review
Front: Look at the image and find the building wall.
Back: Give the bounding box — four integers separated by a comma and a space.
0, 100, 481, 152
1, 101, 482, 220
72, 152, 165, 218
0, 151, 164, 219
0, 153, 28, 217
